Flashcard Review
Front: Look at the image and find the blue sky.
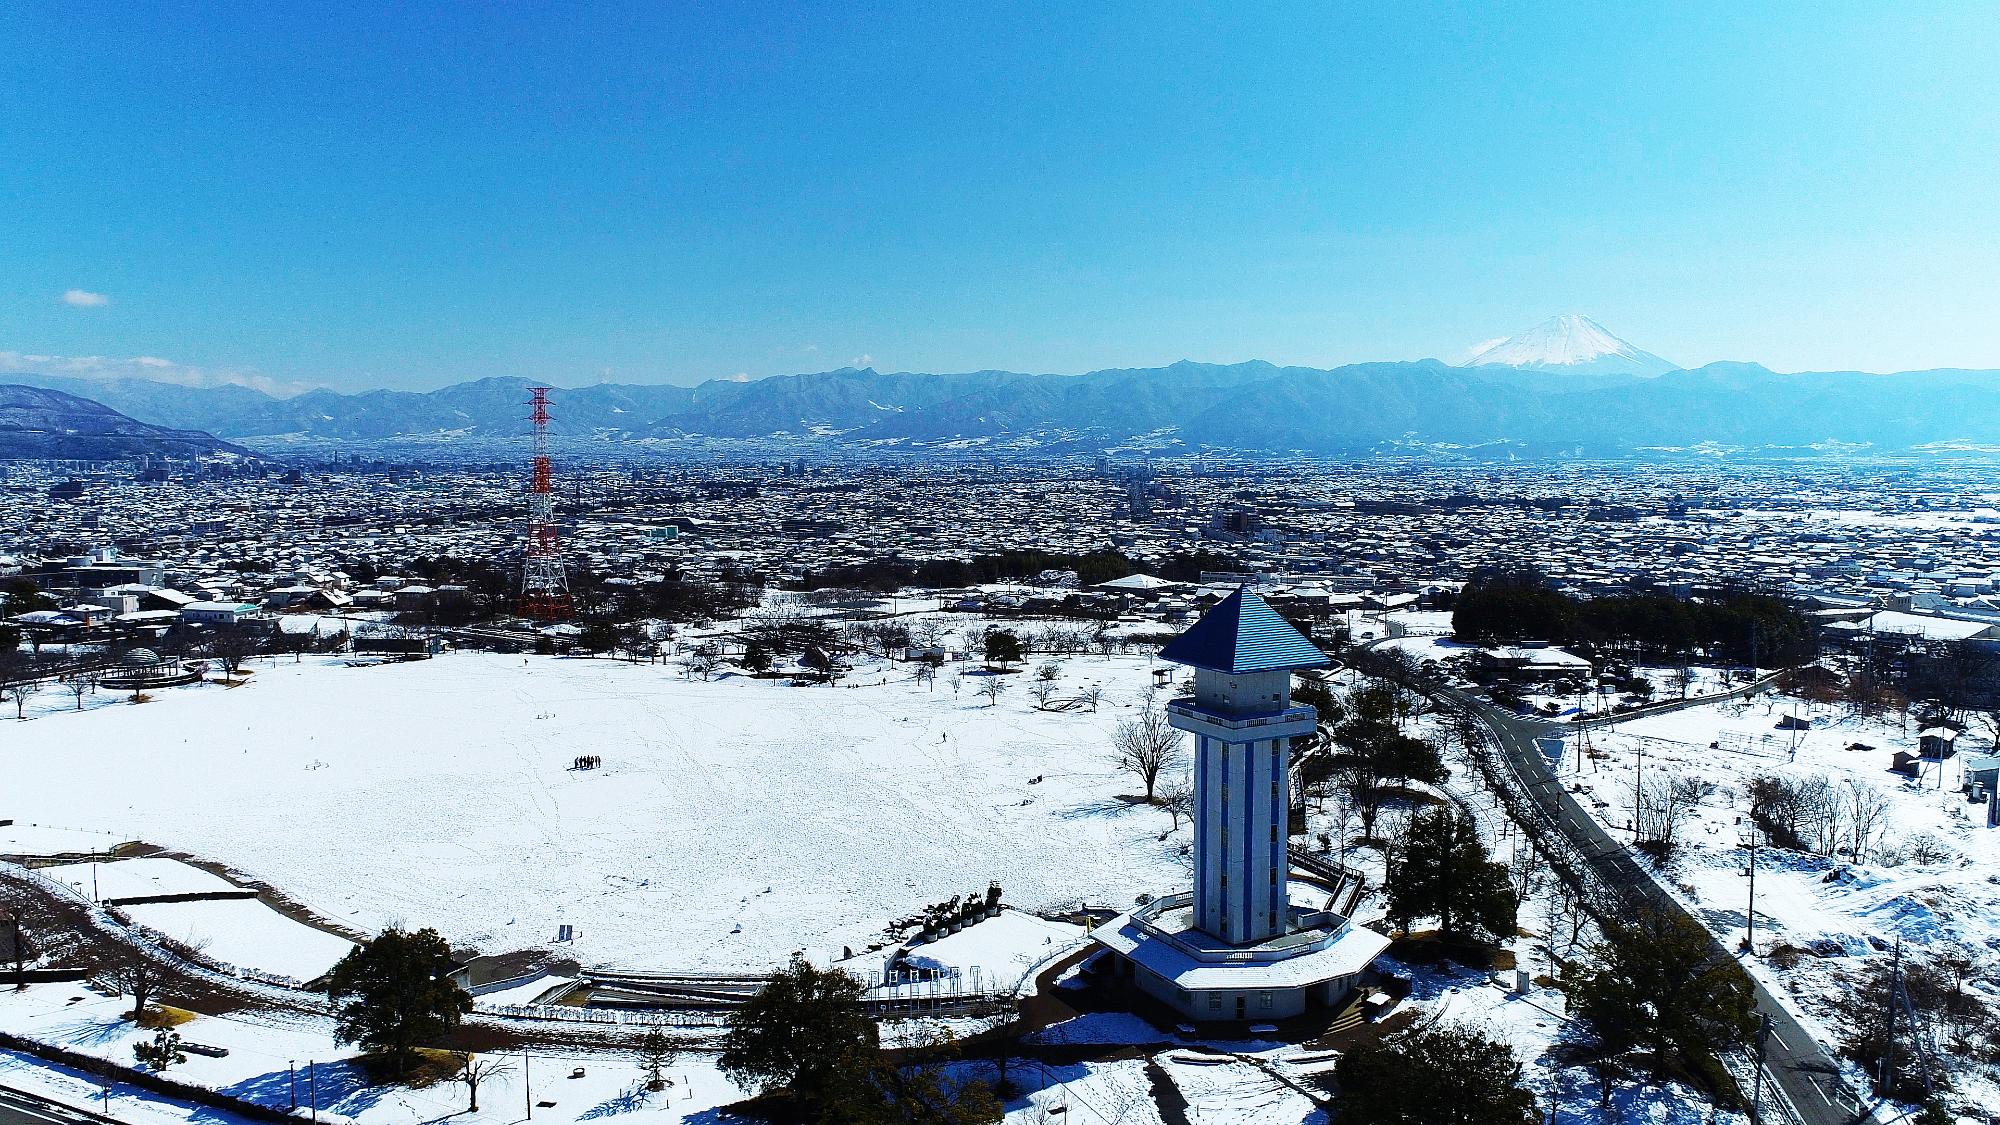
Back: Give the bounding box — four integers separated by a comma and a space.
4, 2, 1998, 392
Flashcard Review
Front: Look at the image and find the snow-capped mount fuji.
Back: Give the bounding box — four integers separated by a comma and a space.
1462, 313, 1679, 376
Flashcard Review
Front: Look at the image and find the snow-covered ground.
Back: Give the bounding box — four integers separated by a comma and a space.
41, 857, 241, 901
120, 898, 356, 983
1572, 693, 2000, 1105
2, 651, 1184, 972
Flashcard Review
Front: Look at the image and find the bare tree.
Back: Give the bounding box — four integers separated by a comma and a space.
1111, 701, 1185, 804
61, 671, 96, 712
453, 1052, 513, 1112
1029, 678, 1058, 710
2, 890, 30, 988
1080, 685, 1104, 713
1667, 664, 1692, 700
0, 680, 41, 720
678, 644, 719, 681
1160, 772, 1194, 832
977, 675, 1006, 708
1540, 881, 1588, 955
277, 628, 314, 664
98, 945, 160, 1021
615, 627, 655, 665
1844, 780, 1892, 864
209, 628, 259, 680
1637, 773, 1711, 852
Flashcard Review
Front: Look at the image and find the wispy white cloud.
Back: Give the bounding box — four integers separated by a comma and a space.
0, 350, 316, 397
62, 289, 110, 308
1458, 337, 1508, 364
726, 372, 753, 382
849, 353, 873, 367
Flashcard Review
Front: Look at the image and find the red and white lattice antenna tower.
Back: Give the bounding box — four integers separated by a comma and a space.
519, 386, 572, 620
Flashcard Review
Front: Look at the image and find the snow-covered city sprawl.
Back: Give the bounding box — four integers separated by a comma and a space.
3, 436, 1999, 1125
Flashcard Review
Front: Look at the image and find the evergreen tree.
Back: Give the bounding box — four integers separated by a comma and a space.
741, 641, 772, 674
134, 1027, 187, 1072
720, 956, 878, 1112
1332, 686, 1446, 837
1334, 1019, 1538, 1125
847, 1061, 1003, 1124
983, 631, 1023, 669
1387, 807, 1518, 943
1567, 909, 1758, 1082
636, 1027, 679, 1091
324, 927, 471, 1077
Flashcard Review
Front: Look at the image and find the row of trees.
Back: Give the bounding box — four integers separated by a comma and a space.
1452, 572, 1817, 667
797, 548, 1242, 593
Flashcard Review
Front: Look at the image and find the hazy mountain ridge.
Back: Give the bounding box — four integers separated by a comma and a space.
0, 384, 251, 460
9, 359, 2000, 457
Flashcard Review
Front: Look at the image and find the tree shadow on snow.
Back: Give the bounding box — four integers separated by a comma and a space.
215, 1059, 392, 1117
1056, 795, 1149, 820
578, 1083, 653, 1119
47, 1016, 132, 1049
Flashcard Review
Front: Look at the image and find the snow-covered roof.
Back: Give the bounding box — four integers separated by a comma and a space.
1095, 573, 1179, 591
1485, 645, 1593, 668
1829, 611, 1997, 642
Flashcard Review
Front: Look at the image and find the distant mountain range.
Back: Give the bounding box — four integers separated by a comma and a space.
7, 318, 2000, 458
0, 384, 250, 460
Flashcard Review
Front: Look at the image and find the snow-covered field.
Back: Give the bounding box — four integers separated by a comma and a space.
2, 651, 1183, 972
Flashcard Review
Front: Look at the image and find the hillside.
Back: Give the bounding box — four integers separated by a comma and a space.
0, 383, 250, 460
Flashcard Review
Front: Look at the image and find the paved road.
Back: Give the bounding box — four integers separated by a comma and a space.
0, 1086, 120, 1125
1429, 680, 1861, 1125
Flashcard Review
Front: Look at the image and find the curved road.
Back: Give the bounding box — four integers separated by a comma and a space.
1428, 679, 1861, 1125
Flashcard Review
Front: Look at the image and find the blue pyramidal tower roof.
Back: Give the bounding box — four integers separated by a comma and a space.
1159, 587, 1329, 673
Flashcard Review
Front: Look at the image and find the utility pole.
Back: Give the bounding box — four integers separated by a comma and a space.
1632, 738, 1647, 843
1750, 1013, 1772, 1122
1880, 942, 1900, 1097
308, 1060, 318, 1123
1743, 824, 1760, 955
524, 1048, 532, 1119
